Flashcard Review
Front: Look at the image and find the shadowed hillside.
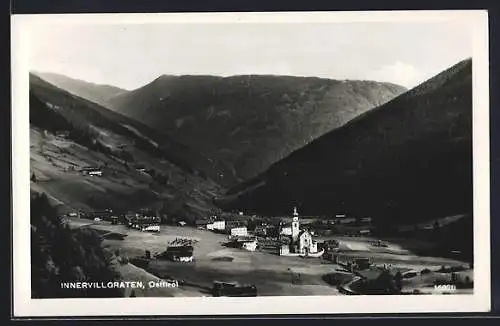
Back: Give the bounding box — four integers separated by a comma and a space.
30, 73, 232, 184
98, 75, 406, 185
218, 59, 473, 226
30, 74, 225, 221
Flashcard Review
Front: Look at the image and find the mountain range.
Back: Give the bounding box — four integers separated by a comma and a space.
30, 58, 472, 228
34, 71, 129, 109
35, 72, 406, 186
217, 59, 473, 225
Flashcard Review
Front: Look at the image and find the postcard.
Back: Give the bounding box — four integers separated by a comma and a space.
11, 10, 490, 317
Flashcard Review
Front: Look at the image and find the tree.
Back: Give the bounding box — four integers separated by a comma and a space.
31, 172, 37, 183
30, 192, 124, 298
369, 270, 398, 294
394, 271, 403, 291
451, 272, 458, 284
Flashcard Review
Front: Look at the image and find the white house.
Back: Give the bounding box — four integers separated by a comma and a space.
88, 170, 103, 177
241, 239, 257, 251
142, 225, 160, 232
81, 167, 103, 177
280, 226, 292, 236
165, 246, 194, 262
178, 256, 193, 262
279, 244, 290, 255
207, 220, 225, 231
230, 227, 248, 237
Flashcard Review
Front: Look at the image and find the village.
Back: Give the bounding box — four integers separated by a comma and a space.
33, 125, 474, 298
64, 204, 474, 297
31, 111, 472, 297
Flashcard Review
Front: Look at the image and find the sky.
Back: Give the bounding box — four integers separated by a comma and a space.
27, 19, 473, 90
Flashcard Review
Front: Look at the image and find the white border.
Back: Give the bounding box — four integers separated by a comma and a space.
11, 10, 490, 317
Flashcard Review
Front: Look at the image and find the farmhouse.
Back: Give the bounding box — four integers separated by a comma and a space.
229, 236, 258, 251
81, 166, 103, 176
254, 225, 268, 236
207, 220, 226, 231
165, 245, 194, 262
350, 258, 372, 271
241, 239, 257, 251
230, 227, 248, 237
110, 215, 120, 225
89, 170, 103, 176
225, 219, 247, 230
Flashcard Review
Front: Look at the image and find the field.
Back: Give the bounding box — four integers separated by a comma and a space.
68, 218, 473, 297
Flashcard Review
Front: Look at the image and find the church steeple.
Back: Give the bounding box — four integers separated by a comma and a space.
291, 206, 300, 242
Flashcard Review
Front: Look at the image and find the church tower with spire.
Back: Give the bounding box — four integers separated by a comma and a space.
291, 206, 300, 242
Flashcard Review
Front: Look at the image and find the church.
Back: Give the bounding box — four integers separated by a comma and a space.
279, 207, 319, 256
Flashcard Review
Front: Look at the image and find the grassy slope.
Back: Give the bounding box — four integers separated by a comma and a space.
30, 74, 227, 182
219, 59, 473, 225
30, 75, 224, 221
104, 75, 406, 185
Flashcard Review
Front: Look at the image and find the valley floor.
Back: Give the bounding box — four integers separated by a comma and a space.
67, 218, 473, 297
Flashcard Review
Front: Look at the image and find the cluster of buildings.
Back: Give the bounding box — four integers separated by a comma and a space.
124, 209, 161, 232
198, 219, 249, 235
196, 207, 331, 256
196, 218, 258, 252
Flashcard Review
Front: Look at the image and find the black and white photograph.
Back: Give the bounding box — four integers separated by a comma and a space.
11, 10, 490, 316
